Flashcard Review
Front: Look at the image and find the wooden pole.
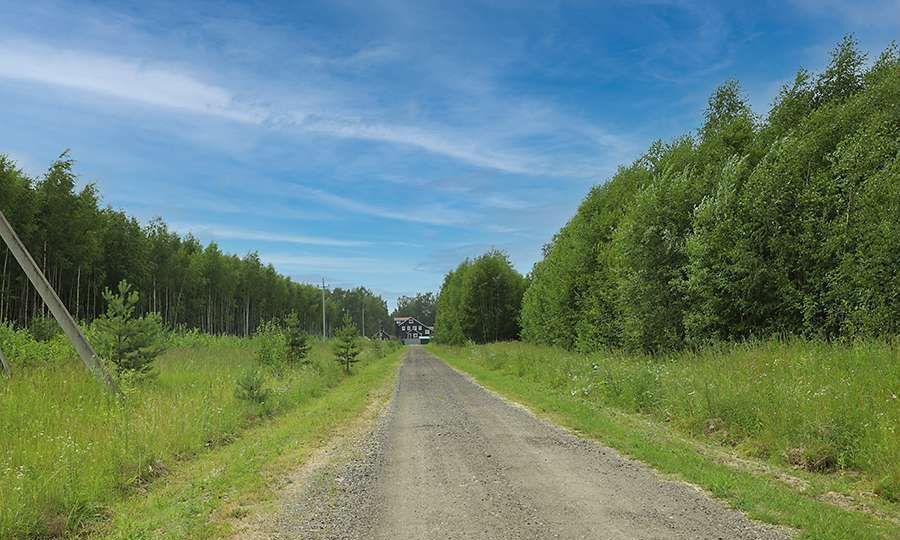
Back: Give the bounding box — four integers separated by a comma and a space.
0, 344, 10, 377
0, 210, 119, 395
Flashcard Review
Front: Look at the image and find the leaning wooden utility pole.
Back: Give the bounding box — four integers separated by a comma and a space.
0, 210, 120, 395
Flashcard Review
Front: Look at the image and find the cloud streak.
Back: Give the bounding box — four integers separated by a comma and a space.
169, 222, 369, 247
289, 185, 472, 227
0, 39, 263, 123
261, 253, 407, 275
0, 37, 627, 179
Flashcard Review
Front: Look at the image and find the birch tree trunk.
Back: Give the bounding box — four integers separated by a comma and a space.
75, 265, 81, 321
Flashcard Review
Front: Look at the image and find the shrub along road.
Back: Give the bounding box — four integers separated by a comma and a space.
267, 347, 786, 539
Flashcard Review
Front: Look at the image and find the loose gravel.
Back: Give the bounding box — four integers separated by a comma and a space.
270, 347, 789, 540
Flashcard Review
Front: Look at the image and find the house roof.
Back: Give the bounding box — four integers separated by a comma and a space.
395, 316, 434, 331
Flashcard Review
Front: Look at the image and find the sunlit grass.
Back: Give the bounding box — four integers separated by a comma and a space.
94, 346, 402, 539
432, 339, 899, 539
0, 326, 396, 537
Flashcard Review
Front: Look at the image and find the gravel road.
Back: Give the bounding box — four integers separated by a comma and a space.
272, 347, 788, 539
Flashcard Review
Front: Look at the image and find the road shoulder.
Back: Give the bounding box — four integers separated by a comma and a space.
430, 345, 898, 540
86, 350, 403, 540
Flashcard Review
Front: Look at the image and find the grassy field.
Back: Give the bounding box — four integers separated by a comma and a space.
90, 345, 402, 539
0, 326, 399, 538
431, 340, 899, 540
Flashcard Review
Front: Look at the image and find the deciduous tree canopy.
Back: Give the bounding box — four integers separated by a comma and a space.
391, 292, 437, 326
521, 37, 900, 352
434, 249, 526, 345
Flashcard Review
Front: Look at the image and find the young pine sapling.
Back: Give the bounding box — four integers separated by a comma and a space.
95, 280, 165, 377
284, 311, 311, 365
332, 314, 361, 374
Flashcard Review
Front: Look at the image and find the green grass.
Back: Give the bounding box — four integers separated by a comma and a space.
0, 325, 400, 538
88, 347, 402, 539
431, 340, 900, 540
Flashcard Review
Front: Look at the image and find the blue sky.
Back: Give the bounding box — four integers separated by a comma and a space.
1, 1, 897, 308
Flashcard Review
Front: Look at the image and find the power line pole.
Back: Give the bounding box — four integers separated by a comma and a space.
321, 277, 327, 339
0, 345, 10, 377
0, 210, 119, 395
361, 303, 365, 337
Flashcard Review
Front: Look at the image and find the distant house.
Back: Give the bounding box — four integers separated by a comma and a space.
394, 316, 434, 345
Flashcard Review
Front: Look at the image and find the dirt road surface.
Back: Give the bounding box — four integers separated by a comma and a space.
269, 347, 787, 539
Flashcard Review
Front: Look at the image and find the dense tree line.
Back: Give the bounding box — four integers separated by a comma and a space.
521, 37, 900, 353
434, 249, 526, 344
330, 286, 392, 338
391, 292, 437, 326
0, 153, 389, 336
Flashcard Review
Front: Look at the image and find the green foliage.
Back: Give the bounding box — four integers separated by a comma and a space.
0, 154, 391, 339
284, 311, 312, 365
392, 292, 437, 326
94, 280, 165, 376
520, 37, 900, 352
27, 316, 61, 342
332, 314, 361, 373
0, 335, 352, 537
254, 319, 287, 367
436, 342, 899, 539
0, 323, 77, 368
234, 368, 270, 406
434, 339, 900, 503
521, 163, 650, 350
97, 347, 401, 539
435, 249, 526, 345
328, 286, 393, 338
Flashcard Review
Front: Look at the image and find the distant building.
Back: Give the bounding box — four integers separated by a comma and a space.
394, 316, 434, 345
375, 328, 392, 341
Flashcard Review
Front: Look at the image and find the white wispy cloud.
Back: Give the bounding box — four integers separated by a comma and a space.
0, 37, 629, 178
479, 194, 534, 211
261, 253, 405, 274
294, 116, 550, 176
169, 222, 369, 247
290, 185, 471, 226
0, 39, 264, 123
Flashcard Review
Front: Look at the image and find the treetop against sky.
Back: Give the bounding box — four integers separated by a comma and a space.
0, 0, 896, 308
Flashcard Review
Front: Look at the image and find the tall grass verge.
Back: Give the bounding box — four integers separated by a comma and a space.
0, 324, 398, 537
432, 339, 899, 501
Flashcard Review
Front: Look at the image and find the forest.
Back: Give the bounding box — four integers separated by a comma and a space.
0, 154, 392, 337
435, 38, 899, 352
434, 249, 526, 344
391, 292, 437, 326
438, 37, 899, 353
426, 39, 900, 516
